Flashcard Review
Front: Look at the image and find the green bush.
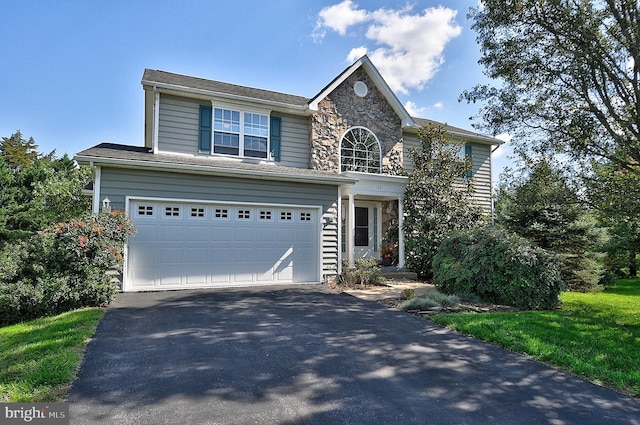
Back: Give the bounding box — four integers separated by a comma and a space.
400, 288, 416, 300
340, 258, 386, 286
0, 211, 134, 325
433, 227, 562, 310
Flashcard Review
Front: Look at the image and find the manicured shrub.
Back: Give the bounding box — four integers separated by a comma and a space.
400, 288, 416, 300
433, 227, 562, 310
339, 258, 386, 286
0, 211, 134, 325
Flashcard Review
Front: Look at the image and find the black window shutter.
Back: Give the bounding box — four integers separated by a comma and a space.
270, 116, 281, 162
199, 105, 212, 152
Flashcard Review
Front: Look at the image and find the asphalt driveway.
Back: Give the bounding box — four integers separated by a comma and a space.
67, 285, 640, 425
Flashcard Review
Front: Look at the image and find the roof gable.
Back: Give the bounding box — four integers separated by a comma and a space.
308, 55, 415, 128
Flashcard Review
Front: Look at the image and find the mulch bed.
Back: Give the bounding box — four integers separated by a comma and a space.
329, 280, 520, 316
379, 297, 520, 317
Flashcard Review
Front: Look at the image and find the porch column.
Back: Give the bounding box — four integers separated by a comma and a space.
398, 197, 405, 269
348, 194, 355, 267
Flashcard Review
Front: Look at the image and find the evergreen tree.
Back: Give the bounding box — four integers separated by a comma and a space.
496, 160, 603, 291
1, 130, 39, 170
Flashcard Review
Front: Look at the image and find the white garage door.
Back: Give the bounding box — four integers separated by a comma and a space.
126, 199, 320, 291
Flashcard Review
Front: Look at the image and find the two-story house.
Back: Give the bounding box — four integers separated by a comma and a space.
75, 55, 500, 292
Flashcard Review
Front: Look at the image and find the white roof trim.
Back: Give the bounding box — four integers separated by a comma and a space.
142, 80, 309, 114
75, 154, 357, 186
308, 56, 415, 128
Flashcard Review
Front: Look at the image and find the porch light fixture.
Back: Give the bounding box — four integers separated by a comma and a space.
102, 197, 111, 213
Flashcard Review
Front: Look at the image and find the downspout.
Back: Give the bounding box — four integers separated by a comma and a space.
92, 165, 101, 213
490, 144, 501, 224
348, 194, 355, 267
152, 86, 160, 153
398, 196, 405, 269
337, 186, 343, 275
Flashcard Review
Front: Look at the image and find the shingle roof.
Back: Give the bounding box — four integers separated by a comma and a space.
142, 68, 498, 145
142, 69, 309, 107
75, 143, 356, 185
411, 117, 498, 144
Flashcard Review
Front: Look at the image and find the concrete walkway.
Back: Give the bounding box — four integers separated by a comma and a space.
343, 280, 434, 301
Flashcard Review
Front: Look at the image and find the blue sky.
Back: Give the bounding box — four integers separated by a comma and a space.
1, 0, 511, 179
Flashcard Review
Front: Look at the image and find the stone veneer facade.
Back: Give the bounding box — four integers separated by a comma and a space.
309, 68, 404, 175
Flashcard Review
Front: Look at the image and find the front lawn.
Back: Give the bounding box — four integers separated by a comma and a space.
0, 308, 104, 402
431, 278, 640, 398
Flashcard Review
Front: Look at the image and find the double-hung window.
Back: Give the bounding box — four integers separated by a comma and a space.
213, 108, 241, 156
207, 107, 269, 159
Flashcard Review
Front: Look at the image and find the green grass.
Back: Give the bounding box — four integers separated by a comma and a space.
0, 308, 104, 402
431, 278, 640, 398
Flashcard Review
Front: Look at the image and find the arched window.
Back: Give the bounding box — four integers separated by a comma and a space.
340, 127, 381, 173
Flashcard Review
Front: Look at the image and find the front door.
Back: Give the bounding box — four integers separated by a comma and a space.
353, 203, 379, 259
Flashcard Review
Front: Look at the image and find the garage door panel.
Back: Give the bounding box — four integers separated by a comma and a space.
234, 227, 255, 242
131, 224, 157, 242
185, 266, 208, 285
296, 228, 317, 243
210, 264, 232, 284
129, 266, 157, 288
184, 224, 211, 241
159, 246, 183, 264
159, 225, 184, 243
158, 268, 182, 286
128, 200, 319, 290
186, 247, 209, 263
276, 228, 295, 241
275, 262, 294, 281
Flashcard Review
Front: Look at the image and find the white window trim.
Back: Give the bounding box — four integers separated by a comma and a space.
207, 101, 272, 160
339, 126, 382, 174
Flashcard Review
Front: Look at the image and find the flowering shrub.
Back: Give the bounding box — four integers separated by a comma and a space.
0, 211, 135, 325
45, 211, 134, 273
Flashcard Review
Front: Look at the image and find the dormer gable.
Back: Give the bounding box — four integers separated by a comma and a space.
308, 55, 415, 129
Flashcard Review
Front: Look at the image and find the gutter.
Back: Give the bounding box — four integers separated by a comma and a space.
142, 80, 310, 115
75, 154, 358, 186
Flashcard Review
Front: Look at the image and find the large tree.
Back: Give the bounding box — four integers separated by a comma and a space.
0, 133, 91, 243
587, 161, 640, 276
496, 159, 604, 290
462, 0, 639, 171
1, 130, 39, 170
403, 124, 483, 279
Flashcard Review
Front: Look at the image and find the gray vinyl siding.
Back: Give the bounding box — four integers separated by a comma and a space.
99, 167, 339, 277
402, 133, 420, 174
402, 132, 493, 215
157, 96, 310, 169
469, 144, 493, 214
157, 95, 201, 155
277, 113, 310, 169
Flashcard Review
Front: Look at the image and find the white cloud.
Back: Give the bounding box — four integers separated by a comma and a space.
491, 133, 512, 159
347, 46, 368, 63
313, 0, 369, 41
404, 100, 444, 117
314, 2, 462, 94
404, 101, 427, 117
